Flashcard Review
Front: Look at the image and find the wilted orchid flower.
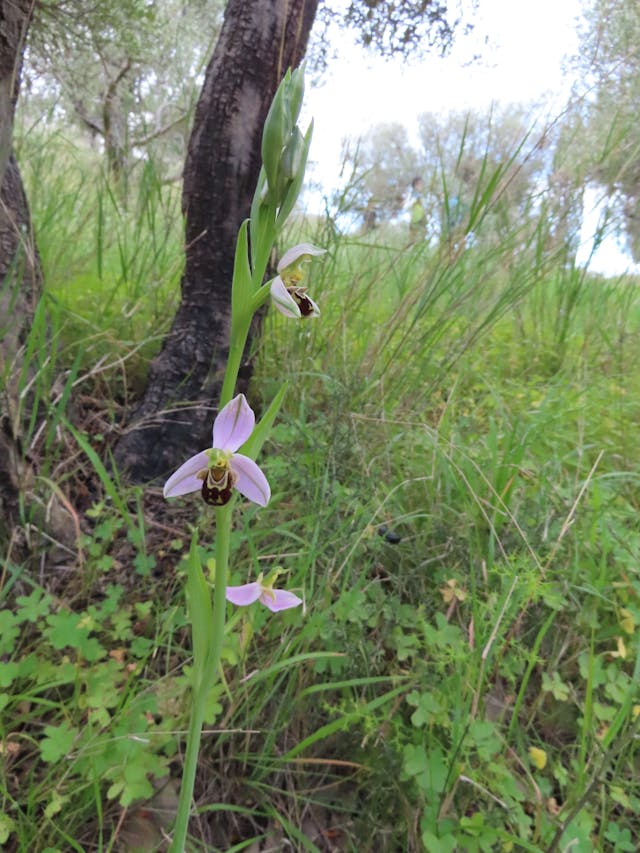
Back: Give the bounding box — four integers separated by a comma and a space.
163, 394, 270, 507
270, 242, 324, 319
226, 572, 302, 613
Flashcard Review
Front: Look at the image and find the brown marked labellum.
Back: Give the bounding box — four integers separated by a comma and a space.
200, 465, 235, 506
291, 288, 315, 317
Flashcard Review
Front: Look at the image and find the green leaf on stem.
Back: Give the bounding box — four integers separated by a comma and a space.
276, 121, 313, 229
241, 383, 288, 461
261, 70, 290, 193
288, 64, 305, 127
231, 219, 254, 321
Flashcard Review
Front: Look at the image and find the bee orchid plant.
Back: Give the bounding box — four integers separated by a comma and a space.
164, 68, 324, 853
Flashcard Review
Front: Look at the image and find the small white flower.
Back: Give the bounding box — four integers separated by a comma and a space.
270, 243, 324, 319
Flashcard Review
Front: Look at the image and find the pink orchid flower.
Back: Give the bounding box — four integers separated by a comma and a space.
270, 242, 325, 319
226, 573, 302, 613
163, 394, 270, 507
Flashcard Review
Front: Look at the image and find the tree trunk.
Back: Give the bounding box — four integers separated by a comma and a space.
114, 0, 318, 483
0, 1, 41, 541
0, 1, 31, 184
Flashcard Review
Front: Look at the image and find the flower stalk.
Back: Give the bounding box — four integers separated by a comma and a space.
165, 67, 320, 852
170, 506, 232, 852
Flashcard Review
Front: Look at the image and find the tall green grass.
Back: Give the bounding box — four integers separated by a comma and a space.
17, 128, 183, 384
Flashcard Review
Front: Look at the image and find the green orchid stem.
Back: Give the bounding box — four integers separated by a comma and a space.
220, 320, 251, 408
170, 505, 232, 852
170, 686, 207, 852
221, 212, 277, 409
209, 503, 233, 682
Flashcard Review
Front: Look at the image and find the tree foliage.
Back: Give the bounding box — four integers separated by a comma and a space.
21, 0, 471, 183
23, 0, 224, 180
573, 0, 640, 259
341, 104, 579, 250
342, 122, 420, 225
307, 0, 475, 75
418, 106, 561, 243
341, 0, 468, 58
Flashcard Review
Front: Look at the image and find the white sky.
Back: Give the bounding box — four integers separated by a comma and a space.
303, 0, 639, 275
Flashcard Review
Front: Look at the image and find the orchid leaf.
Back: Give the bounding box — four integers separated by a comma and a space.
249, 167, 273, 274
231, 220, 254, 320
240, 383, 288, 461
261, 71, 289, 192
276, 121, 313, 229
288, 64, 305, 127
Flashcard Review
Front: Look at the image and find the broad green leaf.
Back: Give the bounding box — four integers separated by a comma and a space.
422, 831, 457, 853
240, 383, 288, 462
40, 722, 79, 763
0, 813, 15, 845
276, 121, 313, 229
231, 219, 254, 321
0, 662, 19, 688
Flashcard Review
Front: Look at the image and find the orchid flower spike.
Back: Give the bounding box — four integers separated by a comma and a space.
270, 242, 325, 319
226, 572, 303, 613
163, 394, 270, 507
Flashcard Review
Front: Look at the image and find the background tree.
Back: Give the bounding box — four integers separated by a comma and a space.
0, 0, 41, 538
112, 0, 319, 481
20, 0, 471, 190
339, 104, 559, 244
540, 109, 587, 260
571, 0, 640, 260
416, 105, 553, 246
342, 122, 421, 227
111, 0, 471, 482
0, 0, 38, 282
23, 0, 224, 188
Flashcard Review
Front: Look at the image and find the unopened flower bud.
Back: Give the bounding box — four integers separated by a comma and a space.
281, 127, 305, 181
262, 83, 288, 192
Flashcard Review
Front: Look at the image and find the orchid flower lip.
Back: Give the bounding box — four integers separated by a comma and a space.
270, 276, 302, 318
270, 245, 321, 320
291, 287, 320, 318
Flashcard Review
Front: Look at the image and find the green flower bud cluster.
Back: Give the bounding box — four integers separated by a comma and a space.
250, 67, 313, 276
261, 66, 307, 199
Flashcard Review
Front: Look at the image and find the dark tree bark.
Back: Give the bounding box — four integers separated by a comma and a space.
0, 1, 31, 184
0, 1, 41, 541
0, 1, 33, 219
114, 0, 319, 483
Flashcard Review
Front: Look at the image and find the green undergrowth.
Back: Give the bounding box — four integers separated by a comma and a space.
17, 129, 183, 391
246, 237, 640, 851
2, 135, 640, 851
